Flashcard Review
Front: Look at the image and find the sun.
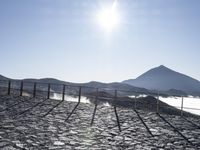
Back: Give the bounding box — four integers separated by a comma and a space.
97, 1, 119, 32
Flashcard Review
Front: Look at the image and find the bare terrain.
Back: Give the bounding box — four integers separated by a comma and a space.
0, 95, 200, 150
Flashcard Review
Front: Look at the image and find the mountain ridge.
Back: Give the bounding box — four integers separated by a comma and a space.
0, 74, 149, 95
1, 65, 200, 96
123, 65, 200, 95
0, 74, 8, 80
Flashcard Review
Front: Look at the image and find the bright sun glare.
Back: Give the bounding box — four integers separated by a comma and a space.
97, 1, 119, 32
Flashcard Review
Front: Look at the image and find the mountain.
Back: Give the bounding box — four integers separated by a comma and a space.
0, 74, 8, 80
123, 65, 200, 95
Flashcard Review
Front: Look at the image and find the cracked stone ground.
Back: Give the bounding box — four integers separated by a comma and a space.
0, 95, 200, 150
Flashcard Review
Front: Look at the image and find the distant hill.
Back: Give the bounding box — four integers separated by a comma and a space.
0, 75, 150, 96
24, 78, 71, 85
82, 81, 148, 92
123, 65, 200, 95
2, 65, 200, 96
80, 81, 149, 96
0, 74, 8, 80
24, 79, 147, 93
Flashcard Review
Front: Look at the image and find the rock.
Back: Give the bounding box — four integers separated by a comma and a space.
125, 137, 132, 141
53, 141, 65, 146
109, 131, 118, 136
69, 141, 79, 145
16, 126, 27, 130
16, 143, 25, 148
166, 143, 173, 147
69, 130, 78, 134
101, 132, 112, 137
0, 141, 9, 147
114, 136, 123, 141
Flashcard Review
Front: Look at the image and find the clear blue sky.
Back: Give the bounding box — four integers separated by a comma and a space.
0, 0, 200, 83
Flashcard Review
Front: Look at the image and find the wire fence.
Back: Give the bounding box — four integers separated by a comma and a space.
1, 79, 200, 147
0, 79, 200, 116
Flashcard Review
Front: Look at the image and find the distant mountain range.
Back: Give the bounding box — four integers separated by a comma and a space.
1, 65, 200, 96
0, 74, 148, 96
123, 65, 200, 96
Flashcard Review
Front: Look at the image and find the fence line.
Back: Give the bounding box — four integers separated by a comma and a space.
1, 78, 200, 146
0, 79, 200, 115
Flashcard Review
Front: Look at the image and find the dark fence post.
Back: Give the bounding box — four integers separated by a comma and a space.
33, 82, 37, 98
65, 86, 81, 122
156, 92, 159, 113
62, 85, 65, 101
7, 80, 11, 95
20, 81, 23, 96
90, 88, 98, 126
78, 86, 81, 102
114, 90, 121, 132
134, 93, 137, 110
181, 96, 184, 116
47, 83, 51, 99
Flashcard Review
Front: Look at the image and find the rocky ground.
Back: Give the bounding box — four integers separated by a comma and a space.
0, 94, 200, 150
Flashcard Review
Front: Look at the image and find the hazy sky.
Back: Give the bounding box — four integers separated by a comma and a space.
0, 0, 200, 83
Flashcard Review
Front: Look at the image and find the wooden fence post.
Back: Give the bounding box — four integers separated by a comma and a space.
65, 86, 81, 122
62, 85, 65, 101
20, 81, 23, 96
33, 82, 37, 98
134, 93, 137, 110
156, 92, 159, 113
78, 86, 81, 102
47, 83, 51, 99
114, 90, 121, 132
181, 96, 184, 116
90, 88, 98, 126
8, 80, 11, 95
